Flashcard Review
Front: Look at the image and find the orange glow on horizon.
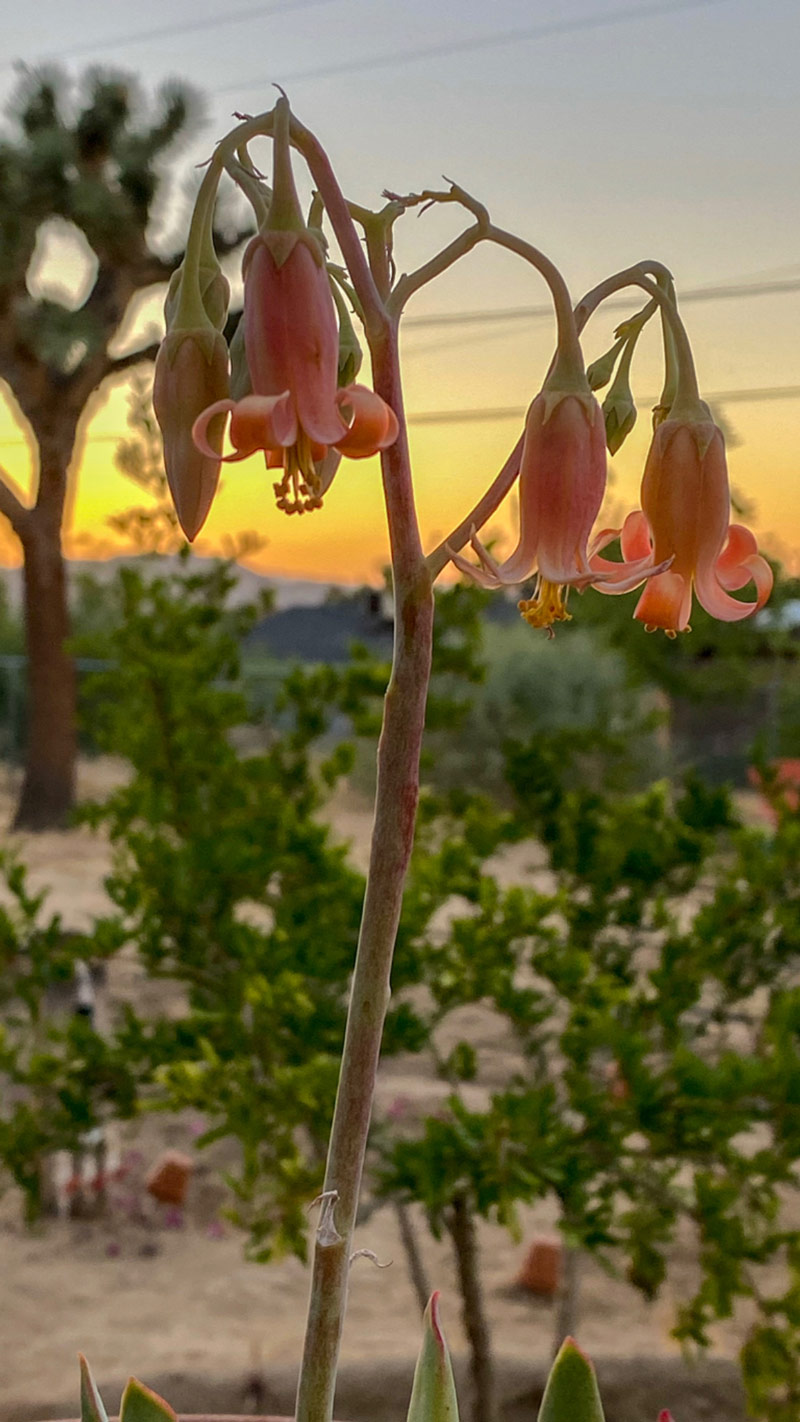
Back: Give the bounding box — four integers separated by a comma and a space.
1, 380, 799, 584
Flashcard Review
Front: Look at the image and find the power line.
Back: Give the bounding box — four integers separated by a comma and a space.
2, 0, 341, 71
0, 383, 798, 452
403, 277, 800, 334
405, 384, 800, 427
221, 0, 735, 92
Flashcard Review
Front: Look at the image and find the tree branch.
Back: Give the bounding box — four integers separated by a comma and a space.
0, 465, 31, 535
103, 342, 161, 379
134, 224, 253, 291
212, 223, 255, 259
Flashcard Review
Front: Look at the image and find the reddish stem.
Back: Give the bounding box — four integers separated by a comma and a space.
295, 314, 434, 1422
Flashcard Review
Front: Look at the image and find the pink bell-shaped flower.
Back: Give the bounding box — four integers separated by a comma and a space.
450, 387, 660, 633
591, 414, 773, 634
193, 95, 397, 514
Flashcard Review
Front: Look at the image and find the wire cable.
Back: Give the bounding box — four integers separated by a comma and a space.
403, 276, 800, 333
221, 0, 736, 92
3, 0, 342, 71
0, 383, 798, 452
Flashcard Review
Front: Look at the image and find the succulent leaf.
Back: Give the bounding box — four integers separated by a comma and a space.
79, 1355, 109, 1422
406, 1292, 460, 1422
119, 1377, 177, 1422
538, 1338, 605, 1422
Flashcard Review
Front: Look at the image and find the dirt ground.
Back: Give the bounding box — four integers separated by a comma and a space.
0, 761, 764, 1420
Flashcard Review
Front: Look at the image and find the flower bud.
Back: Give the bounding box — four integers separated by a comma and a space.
602, 384, 637, 455
153, 329, 229, 541
586, 335, 625, 392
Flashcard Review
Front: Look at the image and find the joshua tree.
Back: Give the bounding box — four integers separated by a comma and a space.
0, 66, 250, 828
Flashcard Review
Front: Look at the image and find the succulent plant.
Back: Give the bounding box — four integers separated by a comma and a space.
78, 1302, 675, 1422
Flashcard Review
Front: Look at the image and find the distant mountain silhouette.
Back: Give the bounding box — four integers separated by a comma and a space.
0, 554, 355, 612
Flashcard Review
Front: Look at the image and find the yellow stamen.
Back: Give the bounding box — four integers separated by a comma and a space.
518, 579, 572, 634
644, 622, 688, 638
273, 431, 325, 514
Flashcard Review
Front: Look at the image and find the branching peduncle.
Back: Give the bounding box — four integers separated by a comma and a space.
484, 225, 585, 387
575, 261, 701, 413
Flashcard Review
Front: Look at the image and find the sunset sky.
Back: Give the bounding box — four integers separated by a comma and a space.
1, 0, 798, 586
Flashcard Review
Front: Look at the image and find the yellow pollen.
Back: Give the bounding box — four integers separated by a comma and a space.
518, 580, 572, 634
273, 431, 325, 515
643, 622, 689, 638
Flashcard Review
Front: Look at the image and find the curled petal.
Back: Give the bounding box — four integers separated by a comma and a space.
230, 392, 298, 452
694, 550, 774, 622
193, 393, 299, 465
589, 512, 665, 594
595, 554, 674, 596
588, 525, 621, 560
621, 509, 653, 562
448, 529, 513, 588
716, 524, 762, 590
192, 400, 244, 463
448, 548, 507, 590
334, 384, 400, 458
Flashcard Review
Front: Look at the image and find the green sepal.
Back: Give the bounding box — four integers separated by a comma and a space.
690, 416, 718, 460
538, 1338, 605, 1422
260, 226, 326, 271
586, 337, 625, 392
79, 1355, 109, 1422
165, 262, 229, 335
229, 315, 252, 402
161, 327, 226, 370
406, 1293, 460, 1422
119, 1377, 178, 1422
540, 388, 596, 426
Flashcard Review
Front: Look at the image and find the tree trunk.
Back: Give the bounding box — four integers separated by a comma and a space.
448, 1193, 499, 1422
13, 508, 76, 829
553, 1244, 581, 1356
394, 1199, 432, 1315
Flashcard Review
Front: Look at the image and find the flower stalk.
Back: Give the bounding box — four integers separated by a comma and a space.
150, 96, 773, 1422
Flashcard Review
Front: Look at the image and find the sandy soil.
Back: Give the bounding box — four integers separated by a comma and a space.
0, 762, 766, 1420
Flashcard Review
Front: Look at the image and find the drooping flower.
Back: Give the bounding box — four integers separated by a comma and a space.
153, 328, 229, 541
591, 413, 773, 634
449, 387, 661, 633
192, 94, 398, 513
193, 381, 399, 514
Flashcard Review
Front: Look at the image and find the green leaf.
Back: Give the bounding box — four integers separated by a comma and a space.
406, 1292, 460, 1422
538, 1339, 605, 1422
79, 1355, 109, 1422
119, 1377, 177, 1422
